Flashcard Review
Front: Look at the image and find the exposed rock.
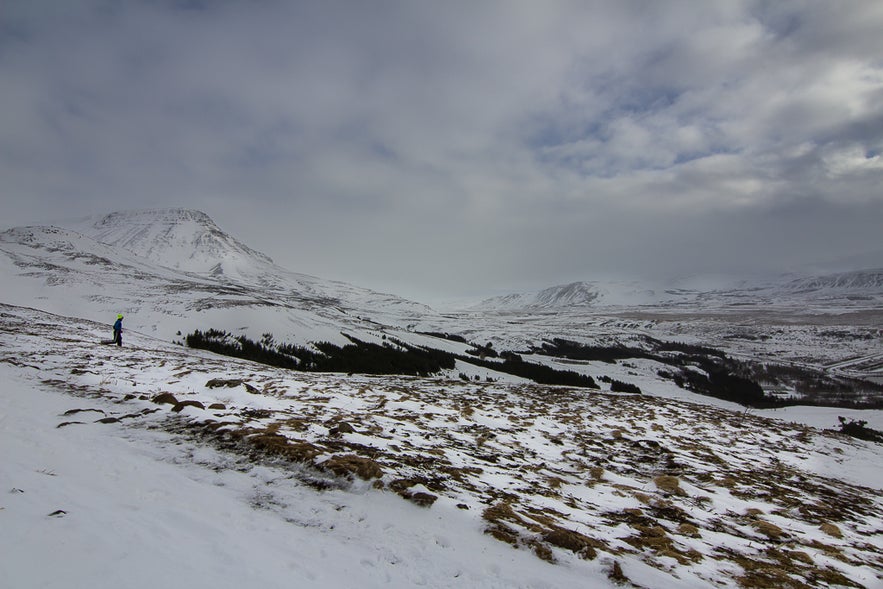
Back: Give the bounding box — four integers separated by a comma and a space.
329, 421, 357, 435
403, 491, 438, 508
62, 408, 105, 416
206, 378, 260, 394
152, 392, 179, 405
172, 400, 205, 412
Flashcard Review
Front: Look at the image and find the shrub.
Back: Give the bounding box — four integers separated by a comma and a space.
610, 379, 642, 394
836, 417, 883, 443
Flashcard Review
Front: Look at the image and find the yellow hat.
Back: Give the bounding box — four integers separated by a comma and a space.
117, 314, 124, 319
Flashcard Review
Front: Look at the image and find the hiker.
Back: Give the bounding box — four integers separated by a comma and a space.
113, 314, 123, 347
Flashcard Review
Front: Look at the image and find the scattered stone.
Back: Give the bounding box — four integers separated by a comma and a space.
62, 408, 105, 416
56, 421, 86, 428
47, 509, 67, 517
329, 421, 357, 435
403, 491, 438, 508
152, 392, 179, 406
172, 400, 205, 412
206, 378, 260, 394
208, 403, 227, 410
96, 417, 120, 424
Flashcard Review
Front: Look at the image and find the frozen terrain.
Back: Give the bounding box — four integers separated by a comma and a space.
2, 208, 882, 588
1, 304, 881, 588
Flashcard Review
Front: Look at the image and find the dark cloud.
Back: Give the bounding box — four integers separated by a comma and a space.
1, 0, 881, 302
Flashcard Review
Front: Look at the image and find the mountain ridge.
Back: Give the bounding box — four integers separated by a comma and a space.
473, 269, 883, 312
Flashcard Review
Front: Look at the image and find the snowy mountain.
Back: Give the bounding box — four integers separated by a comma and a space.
782, 268, 883, 293
474, 270, 883, 313
64, 208, 275, 277
473, 281, 664, 311
0, 209, 435, 346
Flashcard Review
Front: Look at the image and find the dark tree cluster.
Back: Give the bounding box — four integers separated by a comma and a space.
185, 329, 600, 387
836, 417, 883, 443
462, 354, 598, 389
185, 329, 299, 369
419, 331, 469, 344
186, 330, 455, 377
537, 338, 774, 407
539, 339, 652, 363
609, 379, 642, 394
291, 336, 456, 377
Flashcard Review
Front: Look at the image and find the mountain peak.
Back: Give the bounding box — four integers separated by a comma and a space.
92, 208, 215, 228
64, 208, 274, 275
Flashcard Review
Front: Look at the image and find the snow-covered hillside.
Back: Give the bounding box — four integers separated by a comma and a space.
0, 209, 434, 346
473, 271, 883, 313
64, 208, 276, 277
472, 281, 664, 311
2, 303, 881, 588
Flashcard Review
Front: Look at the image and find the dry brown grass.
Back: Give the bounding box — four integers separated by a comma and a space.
608, 560, 630, 584
248, 431, 322, 463
819, 522, 843, 538
542, 528, 599, 560
751, 520, 785, 540
321, 454, 384, 480
653, 475, 680, 494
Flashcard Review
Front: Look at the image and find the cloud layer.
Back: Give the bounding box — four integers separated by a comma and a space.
2, 1, 882, 300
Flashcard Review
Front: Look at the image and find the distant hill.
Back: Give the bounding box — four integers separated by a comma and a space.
473, 270, 883, 312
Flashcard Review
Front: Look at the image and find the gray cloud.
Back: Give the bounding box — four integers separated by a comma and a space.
1, 0, 881, 302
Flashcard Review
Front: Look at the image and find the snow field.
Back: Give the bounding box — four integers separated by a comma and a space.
3, 304, 882, 588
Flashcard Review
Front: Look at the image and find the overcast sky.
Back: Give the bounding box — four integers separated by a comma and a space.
2, 1, 882, 302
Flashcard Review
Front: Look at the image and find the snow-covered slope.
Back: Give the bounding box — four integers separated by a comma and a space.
473, 281, 665, 311
2, 303, 881, 589
64, 208, 275, 277
474, 270, 883, 313
0, 209, 435, 346
782, 268, 883, 293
